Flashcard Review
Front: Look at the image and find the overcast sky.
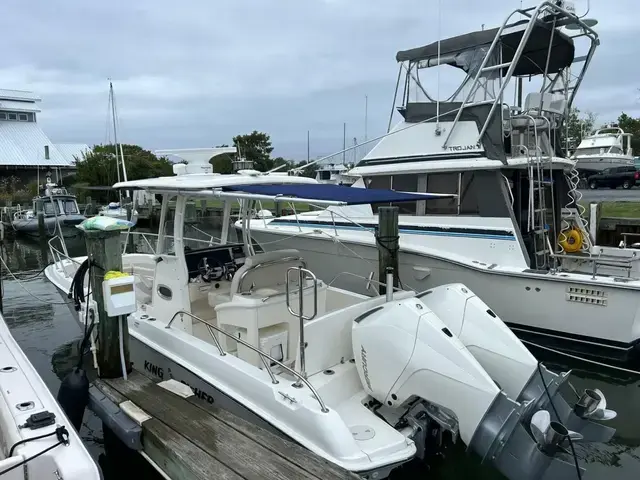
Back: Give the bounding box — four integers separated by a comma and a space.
3, 0, 638, 160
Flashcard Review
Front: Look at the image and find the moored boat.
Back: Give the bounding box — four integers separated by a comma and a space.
0, 310, 100, 479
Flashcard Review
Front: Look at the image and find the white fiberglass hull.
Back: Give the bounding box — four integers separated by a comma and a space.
573, 155, 635, 173
246, 224, 640, 364
44, 263, 417, 477
0, 312, 100, 479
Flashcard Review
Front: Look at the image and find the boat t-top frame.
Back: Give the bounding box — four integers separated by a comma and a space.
392, 1, 599, 153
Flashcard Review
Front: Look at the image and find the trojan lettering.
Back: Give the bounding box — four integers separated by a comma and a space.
446, 144, 481, 152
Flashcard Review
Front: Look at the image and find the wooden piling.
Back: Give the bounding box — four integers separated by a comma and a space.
377, 206, 399, 295
84, 229, 130, 378
36, 199, 46, 238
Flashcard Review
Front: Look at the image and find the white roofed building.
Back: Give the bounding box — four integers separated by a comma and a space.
0, 88, 89, 184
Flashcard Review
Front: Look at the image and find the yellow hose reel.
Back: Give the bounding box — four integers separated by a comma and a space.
558, 228, 583, 253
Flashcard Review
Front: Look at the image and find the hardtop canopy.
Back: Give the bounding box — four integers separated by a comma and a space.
396, 20, 574, 76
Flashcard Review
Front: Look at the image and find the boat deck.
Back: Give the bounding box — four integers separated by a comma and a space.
92, 370, 359, 480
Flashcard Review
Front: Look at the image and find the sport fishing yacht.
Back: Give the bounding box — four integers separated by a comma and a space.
572, 126, 635, 176
243, 2, 640, 365
44, 157, 616, 479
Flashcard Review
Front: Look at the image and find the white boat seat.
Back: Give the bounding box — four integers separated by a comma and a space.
229, 249, 304, 297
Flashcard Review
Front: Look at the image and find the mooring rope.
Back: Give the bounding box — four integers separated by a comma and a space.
0, 255, 72, 306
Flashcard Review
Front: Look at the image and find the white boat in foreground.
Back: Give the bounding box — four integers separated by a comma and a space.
0, 311, 100, 479
44, 157, 617, 478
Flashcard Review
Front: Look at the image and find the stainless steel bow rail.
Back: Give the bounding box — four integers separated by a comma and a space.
165, 308, 329, 413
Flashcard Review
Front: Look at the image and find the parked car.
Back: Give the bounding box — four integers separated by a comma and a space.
587, 166, 639, 189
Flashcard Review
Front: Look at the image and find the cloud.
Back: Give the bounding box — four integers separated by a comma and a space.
3, 0, 638, 159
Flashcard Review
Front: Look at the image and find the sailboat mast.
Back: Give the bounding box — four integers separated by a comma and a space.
110, 82, 122, 186
110, 81, 130, 201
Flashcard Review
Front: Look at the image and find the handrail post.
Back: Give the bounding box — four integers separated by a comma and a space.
286, 266, 318, 388
297, 268, 306, 384
330, 211, 338, 237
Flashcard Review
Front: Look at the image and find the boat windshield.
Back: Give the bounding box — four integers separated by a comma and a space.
63, 199, 79, 214
181, 198, 232, 250
43, 200, 60, 215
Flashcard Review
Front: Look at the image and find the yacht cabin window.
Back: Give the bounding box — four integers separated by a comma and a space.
364, 171, 508, 218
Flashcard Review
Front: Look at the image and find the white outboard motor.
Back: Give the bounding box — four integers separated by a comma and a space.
415, 284, 537, 399
352, 296, 501, 445
418, 283, 617, 444
352, 294, 617, 480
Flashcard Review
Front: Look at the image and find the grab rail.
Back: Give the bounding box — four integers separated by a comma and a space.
550, 251, 636, 279
286, 267, 318, 388
48, 235, 82, 278
165, 310, 329, 413
236, 256, 307, 293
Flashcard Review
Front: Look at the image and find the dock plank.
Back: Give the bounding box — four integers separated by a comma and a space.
137, 371, 358, 480
106, 371, 323, 480
144, 418, 243, 480
95, 378, 241, 480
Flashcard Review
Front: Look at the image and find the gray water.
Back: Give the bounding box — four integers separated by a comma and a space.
1, 234, 639, 479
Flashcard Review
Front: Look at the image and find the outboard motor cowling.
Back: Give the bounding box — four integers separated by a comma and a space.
351, 295, 618, 480
352, 297, 502, 445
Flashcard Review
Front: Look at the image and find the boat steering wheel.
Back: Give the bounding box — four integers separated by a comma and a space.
197, 257, 227, 283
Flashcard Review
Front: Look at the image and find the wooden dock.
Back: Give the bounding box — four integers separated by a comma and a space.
93, 370, 359, 480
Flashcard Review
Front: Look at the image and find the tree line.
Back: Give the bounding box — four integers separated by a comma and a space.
69, 131, 317, 203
